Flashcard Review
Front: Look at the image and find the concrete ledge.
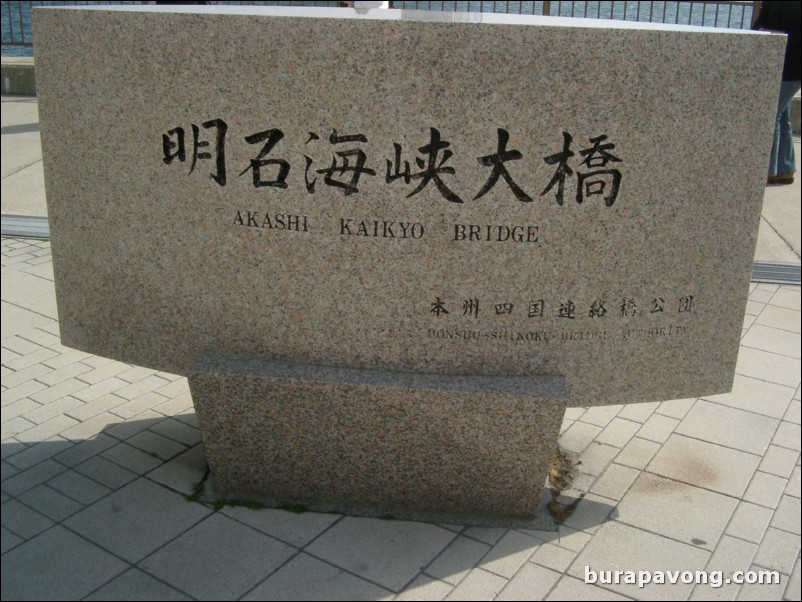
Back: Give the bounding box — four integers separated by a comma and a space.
0, 57, 799, 133
1, 57, 36, 95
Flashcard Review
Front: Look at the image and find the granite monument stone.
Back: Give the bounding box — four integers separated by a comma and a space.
32, 4, 785, 523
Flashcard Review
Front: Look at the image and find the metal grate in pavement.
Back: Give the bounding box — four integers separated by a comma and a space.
751, 261, 801, 285
2, 214, 49, 239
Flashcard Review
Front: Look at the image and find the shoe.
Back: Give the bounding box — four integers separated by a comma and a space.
767, 172, 795, 185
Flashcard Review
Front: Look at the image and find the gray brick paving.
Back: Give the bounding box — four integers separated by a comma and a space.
83, 568, 193, 602
139, 513, 296, 601
616, 473, 738, 552
308, 517, 458, 592
727, 502, 776, 545
2, 231, 800, 599
1, 526, 128, 601
497, 564, 561, 601
243, 553, 392, 601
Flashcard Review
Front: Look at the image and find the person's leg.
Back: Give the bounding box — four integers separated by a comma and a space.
776, 103, 794, 175
769, 106, 782, 177
768, 80, 801, 183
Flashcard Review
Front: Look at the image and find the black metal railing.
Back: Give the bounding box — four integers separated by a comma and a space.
2, 0, 141, 49
2, 1, 761, 53
541, 1, 758, 28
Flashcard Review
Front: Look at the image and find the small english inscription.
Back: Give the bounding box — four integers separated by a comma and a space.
340, 219, 424, 239
427, 325, 691, 343
454, 224, 539, 243
233, 210, 310, 232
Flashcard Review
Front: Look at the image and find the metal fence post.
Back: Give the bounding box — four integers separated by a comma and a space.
751, 1, 761, 27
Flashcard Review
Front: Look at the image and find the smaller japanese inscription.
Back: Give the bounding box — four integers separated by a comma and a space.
428, 295, 695, 320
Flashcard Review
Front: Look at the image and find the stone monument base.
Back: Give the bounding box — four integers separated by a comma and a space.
188, 356, 566, 527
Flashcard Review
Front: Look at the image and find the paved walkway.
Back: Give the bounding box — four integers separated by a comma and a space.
1, 94, 801, 600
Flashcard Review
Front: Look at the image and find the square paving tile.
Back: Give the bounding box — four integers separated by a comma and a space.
0, 525, 127, 601
396, 575, 453, 601
140, 513, 296, 601
784, 399, 800, 424
0, 300, 53, 337
146, 443, 207, 496
595, 418, 641, 448
463, 526, 506, 545
84, 568, 191, 601
578, 405, 621, 428
736, 572, 789, 601
786, 558, 802, 601
147, 417, 202, 447
242, 552, 392, 601
735, 347, 801, 389
753, 528, 801, 575
65, 477, 211, 562
306, 516, 456, 592
569, 521, 710, 600
690, 535, 757, 601
758, 445, 800, 478
614, 437, 660, 470
616, 473, 737, 551
656, 397, 696, 420
125, 430, 186, 461
675, 400, 778, 455
73, 455, 137, 490
559, 493, 617, 535
769, 287, 801, 311
743, 471, 787, 509
647, 434, 761, 497
636, 413, 679, 443
616, 401, 660, 423
576, 443, 620, 477
478, 530, 540, 578
555, 526, 592, 552
530, 542, 577, 573
496, 563, 560, 601
424, 535, 490, 585
47, 469, 111, 505
17, 483, 84, 521
101, 442, 163, 474
589, 463, 641, 501
1, 526, 23, 554
726, 502, 774, 544
773, 421, 801, 451
53, 432, 118, 468
704, 375, 794, 419
444, 567, 507, 600
1, 458, 67, 496
546, 576, 631, 600
220, 505, 339, 548
755, 305, 801, 334
558, 421, 602, 455
787, 465, 801, 498
1, 498, 53, 539
770, 495, 801, 534
742, 324, 801, 359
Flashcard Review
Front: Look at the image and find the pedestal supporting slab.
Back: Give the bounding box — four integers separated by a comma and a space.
188, 356, 567, 525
